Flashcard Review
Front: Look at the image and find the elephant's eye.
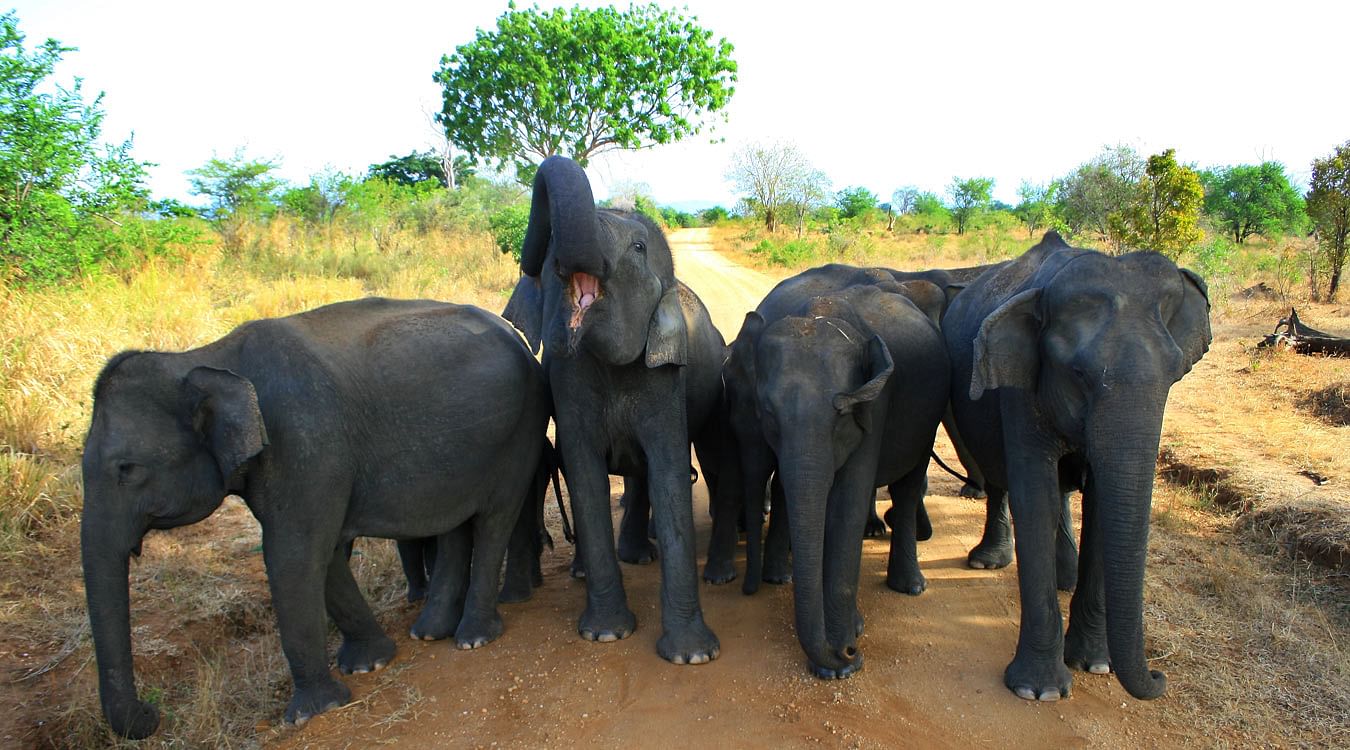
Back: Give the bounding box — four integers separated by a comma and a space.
633, 240, 646, 254
117, 462, 148, 486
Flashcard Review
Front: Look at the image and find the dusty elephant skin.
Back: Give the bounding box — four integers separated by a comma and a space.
80, 298, 550, 738
943, 231, 1211, 702
742, 284, 950, 678
502, 156, 728, 665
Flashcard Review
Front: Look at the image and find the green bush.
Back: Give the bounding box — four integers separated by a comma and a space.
489, 204, 531, 261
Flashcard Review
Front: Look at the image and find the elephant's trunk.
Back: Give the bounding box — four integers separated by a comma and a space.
521, 156, 602, 279
81, 508, 160, 739
1089, 398, 1168, 700
778, 457, 854, 673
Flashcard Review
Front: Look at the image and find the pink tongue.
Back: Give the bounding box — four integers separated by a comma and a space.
579, 292, 595, 309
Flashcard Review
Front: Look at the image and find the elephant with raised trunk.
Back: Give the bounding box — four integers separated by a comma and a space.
943, 231, 1210, 702
748, 284, 949, 678
81, 299, 550, 738
502, 155, 726, 664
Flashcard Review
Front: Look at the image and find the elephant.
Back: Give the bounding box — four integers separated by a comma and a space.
748, 283, 950, 678
943, 231, 1210, 702
718, 262, 993, 594
80, 298, 551, 738
501, 155, 724, 664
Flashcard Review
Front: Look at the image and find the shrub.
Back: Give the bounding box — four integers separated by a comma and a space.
489, 204, 531, 261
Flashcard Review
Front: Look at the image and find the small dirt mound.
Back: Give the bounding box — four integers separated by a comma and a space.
1156, 449, 1249, 512
1246, 499, 1350, 572
1299, 382, 1350, 426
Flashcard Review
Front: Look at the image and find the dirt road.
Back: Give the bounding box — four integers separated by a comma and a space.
273, 229, 1185, 749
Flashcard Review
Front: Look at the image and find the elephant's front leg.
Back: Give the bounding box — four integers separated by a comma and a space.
560, 438, 636, 642
617, 476, 657, 565
1064, 478, 1109, 674
644, 432, 719, 664
325, 543, 396, 675
262, 527, 351, 726
1001, 401, 1073, 701
699, 432, 741, 585
885, 467, 929, 595
737, 438, 774, 594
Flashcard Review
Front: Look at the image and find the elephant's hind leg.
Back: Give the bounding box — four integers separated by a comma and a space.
967, 489, 1014, 570
456, 504, 524, 649
410, 524, 471, 641
327, 543, 396, 674
885, 468, 929, 595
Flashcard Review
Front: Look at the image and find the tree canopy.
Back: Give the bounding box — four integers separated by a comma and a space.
1306, 141, 1350, 301
1116, 149, 1203, 259
434, 3, 737, 182
0, 11, 152, 283
835, 186, 877, 220
1058, 145, 1144, 250
725, 141, 817, 233
1201, 162, 1304, 244
948, 177, 994, 234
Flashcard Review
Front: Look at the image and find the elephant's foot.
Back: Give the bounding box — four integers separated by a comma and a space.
1063, 627, 1111, 675
570, 555, 586, 579
854, 609, 865, 638
1056, 550, 1079, 593
617, 536, 658, 565
1004, 653, 1073, 702
409, 602, 462, 642
578, 605, 636, 643
967, 541, 1013, 570
498, 574, 534, 604
656, 617, 720, 665
762, 554, 792, 584
405, 584, 427, 604
959, 482, 987, 499
886, 569, 927, 596
864, 510, 888, 538
915, 504, 933, 542
811, 650, 864, 680
336, 634, 396, 675
702, 557, 737, 584
285, 677, 352, 727
455, 610, 505, 650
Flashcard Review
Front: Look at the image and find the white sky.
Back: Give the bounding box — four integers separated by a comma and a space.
11, 0, 1348, 208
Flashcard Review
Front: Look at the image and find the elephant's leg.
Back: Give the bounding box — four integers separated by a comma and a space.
916, 497, 933, 542
617, 476, 657, 565
885, 468, 929, 595
943, 409, 987, 499
863, 491, 888, 538
409, 525, 471, 641
502, 462, 548, 603
561, 440, 636, 642
456, 506, 521, 649
262, 528, 351, 726
1056, 491, 1080, 593
762, 476, 792, 584
1064, 480, 1109, 674
699, 434, 741, 585
645, 437, 719, 665
739, 441, 773, 594
967, 489, 1013, 569
326, 543, 396, 674
396, 538, 434, 603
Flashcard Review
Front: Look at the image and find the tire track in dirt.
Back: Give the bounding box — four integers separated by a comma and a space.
269, 229, 1186, 749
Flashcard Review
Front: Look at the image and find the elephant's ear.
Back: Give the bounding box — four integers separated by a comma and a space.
735, 311, 766, 348
942, 283, 968, 321
184, 367, 268, 482
970, 287, 1041, 401
833, 334, 893, 433
645, 285, 688, 367
502, 275, 544, 354
1168, 267, 1212, 378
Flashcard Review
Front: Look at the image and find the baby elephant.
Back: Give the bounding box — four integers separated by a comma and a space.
80, 298, 550, 738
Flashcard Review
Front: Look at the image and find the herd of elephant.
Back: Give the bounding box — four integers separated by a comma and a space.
79, 156, 1211, 739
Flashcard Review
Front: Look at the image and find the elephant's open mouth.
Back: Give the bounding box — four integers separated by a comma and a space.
568, 272, 603, 328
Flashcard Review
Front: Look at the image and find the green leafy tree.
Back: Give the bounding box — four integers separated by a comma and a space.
1116, 149, 1203, 259
1014, 180, 1062, 238
434, 3, 737, 181
1201, 162, 1305, 244
279, 168, 352, 225
835, 186, 877, 220
908, 191, 952, 233
369, 150, 448, 187
786, 168, 831, 237
186, 151, 283, 250
699, 205, 729, 224
1306, 141, 1350, 301
948, 177, 994, 234
1058, 144, 1144, 250
0, 11, 153, 283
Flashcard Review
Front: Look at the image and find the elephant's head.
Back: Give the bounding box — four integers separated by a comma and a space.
80, 352, 267, 739
503, 156, 685, 368
970, 232, 1211, 699
754, 306, 893, 677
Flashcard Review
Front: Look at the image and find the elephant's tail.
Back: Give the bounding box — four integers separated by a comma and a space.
544, 438, 573, 544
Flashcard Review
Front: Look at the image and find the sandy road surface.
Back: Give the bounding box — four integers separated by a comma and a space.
273, 229, 1183, 749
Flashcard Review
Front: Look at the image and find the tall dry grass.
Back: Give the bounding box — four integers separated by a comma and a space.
0, 220, 517, 747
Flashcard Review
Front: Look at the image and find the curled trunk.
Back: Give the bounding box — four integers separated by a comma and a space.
520, 156, 601, 278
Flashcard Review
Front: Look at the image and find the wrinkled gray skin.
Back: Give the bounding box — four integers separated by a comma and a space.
944, 232, 1210, 702
719, 262, 992, 593
81, 299, 549, 739
751, 285, 950, 678
502, 156, 724, 664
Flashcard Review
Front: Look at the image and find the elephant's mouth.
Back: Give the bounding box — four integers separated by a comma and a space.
568, 272, 603, 328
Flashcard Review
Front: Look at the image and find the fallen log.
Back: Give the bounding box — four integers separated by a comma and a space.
1258, 308, 1350, 355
